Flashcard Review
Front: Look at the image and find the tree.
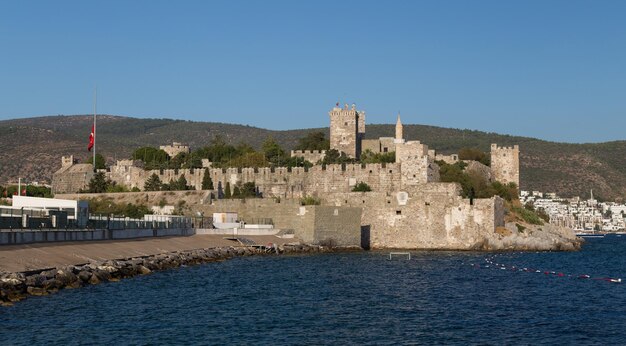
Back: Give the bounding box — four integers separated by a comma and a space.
295, 131, 330, 151
106, 183, 130, 193
240, 182, 257, 198
144, 173, 162, 191
458, 148, 490, 166
232, 185, 241, 198
322, 149, 356, 165
195, 135, 239, 167
87, 172, 110, 193
226, 152, 268, 168
86, 153, 106, 170
224, 182, 232, 198
132, 147, 169, 169
217, 181, 224, 199
352, 182, 372, 192
438, 160, 518, 201
360, 149, 395, 164
170, 174, 190, 190
283, 156, 313, 168
165, 151, 203, 169
201, 168, 214, 190
262, 136, 285, 163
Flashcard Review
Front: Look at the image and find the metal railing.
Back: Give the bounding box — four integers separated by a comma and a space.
87, 214, 193, 230
1, 213, 193, 231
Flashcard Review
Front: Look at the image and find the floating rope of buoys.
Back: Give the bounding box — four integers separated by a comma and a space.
470, 255, 622, 284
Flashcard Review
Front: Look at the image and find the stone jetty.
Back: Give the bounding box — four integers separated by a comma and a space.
0, 243, 356, 306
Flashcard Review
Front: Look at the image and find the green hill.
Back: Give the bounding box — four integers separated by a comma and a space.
1, 115, 624, 201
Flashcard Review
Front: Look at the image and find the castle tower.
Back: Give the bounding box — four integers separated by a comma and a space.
395, 113, 404, 143
329, 103, 365, 158
490, 144, 520, 188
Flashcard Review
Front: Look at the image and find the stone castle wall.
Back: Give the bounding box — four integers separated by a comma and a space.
159, 142, 189, 158
434, 153, 459, 164
196, 198, 362, 246
290, 150, 326, 164
361, 137, 395, 154
107, 162, 416, 199
58, 187, 501, 250
321, 184, 504, 249
490, 144, 520, 187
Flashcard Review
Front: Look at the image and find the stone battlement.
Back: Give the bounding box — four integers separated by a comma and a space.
490, 143, 520, 187
491, 144, 519, 151
61, 155, 75, 167
291, 150, 326, 155
160, 142, 190, 158
290, 150, 326, 163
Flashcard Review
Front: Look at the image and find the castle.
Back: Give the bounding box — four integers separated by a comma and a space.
52, 104, 521, 249
52, 103, 520, 196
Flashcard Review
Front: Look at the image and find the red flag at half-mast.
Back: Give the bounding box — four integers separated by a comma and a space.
88, 124, 94, 151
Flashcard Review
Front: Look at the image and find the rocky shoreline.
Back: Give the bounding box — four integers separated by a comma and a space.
0, 244, 359, 306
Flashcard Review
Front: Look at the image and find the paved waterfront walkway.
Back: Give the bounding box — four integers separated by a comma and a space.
0, 235, 294, 273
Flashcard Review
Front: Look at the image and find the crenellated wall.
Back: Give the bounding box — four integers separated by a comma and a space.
106, 162, 418, 198
290, 150, 326, 163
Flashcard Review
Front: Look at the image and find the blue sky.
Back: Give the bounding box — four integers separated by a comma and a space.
1, 1, 625, 143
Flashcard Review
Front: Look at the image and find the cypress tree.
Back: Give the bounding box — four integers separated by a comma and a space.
224, 182, 232, 198
202, 168, 214, 190
177, 174, 188, 190
144, 173, 162, 191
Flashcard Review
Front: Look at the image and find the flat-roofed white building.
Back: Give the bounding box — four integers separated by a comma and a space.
11, 195, 89, 227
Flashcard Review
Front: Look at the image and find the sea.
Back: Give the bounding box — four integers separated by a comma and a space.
1, 236, 625, 345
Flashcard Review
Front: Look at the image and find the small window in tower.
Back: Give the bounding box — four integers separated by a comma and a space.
344, 122, 348, 126
389, 170, 393, 173
383, 147, 388, 152
396, 210, 402, 215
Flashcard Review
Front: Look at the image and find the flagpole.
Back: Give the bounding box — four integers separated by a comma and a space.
93, 87, 97, 172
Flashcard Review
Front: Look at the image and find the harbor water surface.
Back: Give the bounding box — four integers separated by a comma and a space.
1, 236, 625, 345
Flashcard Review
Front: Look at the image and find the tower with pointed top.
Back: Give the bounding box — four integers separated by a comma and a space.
395, 114, 404, 143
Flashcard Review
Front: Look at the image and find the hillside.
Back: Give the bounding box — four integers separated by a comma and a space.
1, 115, 625, 200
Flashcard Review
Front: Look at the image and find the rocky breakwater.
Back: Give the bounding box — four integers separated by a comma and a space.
0, 244, 359, 306
484, 222, 583, 251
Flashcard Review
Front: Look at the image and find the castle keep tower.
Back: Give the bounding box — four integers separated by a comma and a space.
329, 103, 365, 158
490, 144, 520, 187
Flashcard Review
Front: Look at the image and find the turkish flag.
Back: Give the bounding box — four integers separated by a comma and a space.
21, 189, 26, 196
88, 125, 94, 151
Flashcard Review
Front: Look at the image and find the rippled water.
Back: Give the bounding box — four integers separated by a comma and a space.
1, 236, 626, 345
